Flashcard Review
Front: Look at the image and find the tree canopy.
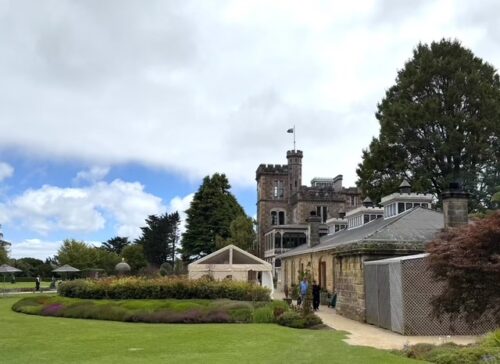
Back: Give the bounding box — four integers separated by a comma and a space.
426, 212, 500, 325
56, 239, 121, 274
357, 39, 500, 210
181, 173, 245, 261
0, 245, 7, 264
120, 244, 147, 273
136, 212, 180, 267
215, 215, 256, 252
101, 236, 130, 254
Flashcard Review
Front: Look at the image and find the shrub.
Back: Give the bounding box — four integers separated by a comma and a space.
58, 277, 271, 301
398, 333, 500, 364
253, 307, 275, 323
276, 311, 322, 329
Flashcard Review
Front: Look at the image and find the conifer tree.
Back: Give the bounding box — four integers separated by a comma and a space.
136, 212, 180, 267
181, 173, 245, 261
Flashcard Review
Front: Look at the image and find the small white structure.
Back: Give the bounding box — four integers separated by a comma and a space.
188, 244, 274, 296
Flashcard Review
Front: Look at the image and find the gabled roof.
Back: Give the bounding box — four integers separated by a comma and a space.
278, 207, 444, 258
189, 244, 271, 268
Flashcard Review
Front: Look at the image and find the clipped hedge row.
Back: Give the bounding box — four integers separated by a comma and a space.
12, 296, 289, 324
58, 277, 271, 301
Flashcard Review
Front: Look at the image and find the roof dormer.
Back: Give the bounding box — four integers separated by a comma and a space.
380, 180, 433, 219
345, 202, 383, 230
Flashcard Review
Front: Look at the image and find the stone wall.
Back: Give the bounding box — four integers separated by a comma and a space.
334, 254, 367, 321
282, 251, 335, 292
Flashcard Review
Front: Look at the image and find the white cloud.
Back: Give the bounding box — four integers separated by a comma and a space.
0, 162, 14, 182
10, 238, 61, 260
2, 179, 166, 239
74, 166, 110, 184
0, 0, 499, 190
167, 193, 194, 235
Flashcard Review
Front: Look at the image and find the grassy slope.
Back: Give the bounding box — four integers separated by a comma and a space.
0, 296, 423, 364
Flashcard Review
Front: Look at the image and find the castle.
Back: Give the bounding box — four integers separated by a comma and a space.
255, 149, 361, 279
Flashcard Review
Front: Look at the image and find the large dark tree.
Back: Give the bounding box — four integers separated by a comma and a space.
426, 212, 500, 325
136, 212, 180, 267
181, 173, 245, 261
101, 236, 130, 254
215, 215, 256, 252
357, 39, 500, 210
0, 245, 8, 264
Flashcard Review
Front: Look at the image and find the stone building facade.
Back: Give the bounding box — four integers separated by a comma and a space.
255, 150, 361, 278
278, 182, 444, 323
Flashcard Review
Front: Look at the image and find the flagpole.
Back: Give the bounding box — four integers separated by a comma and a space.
293, 125, 296, 151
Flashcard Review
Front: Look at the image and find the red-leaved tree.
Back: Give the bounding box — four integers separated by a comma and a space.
426, 212, 500, 325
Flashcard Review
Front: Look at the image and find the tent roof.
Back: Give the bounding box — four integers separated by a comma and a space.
52, 264, 80, 272
0, 264, 22, 273
189, 245, 271, 268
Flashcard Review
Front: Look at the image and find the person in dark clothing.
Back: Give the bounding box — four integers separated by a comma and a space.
35, 276, 40, 292
312, 280, 320, 310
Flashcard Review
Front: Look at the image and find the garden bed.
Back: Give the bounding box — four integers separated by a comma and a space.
12, 296, 289, 324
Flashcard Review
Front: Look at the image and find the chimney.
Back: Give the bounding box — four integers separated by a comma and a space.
307, 211, 321, 248
442, 182, 469, 229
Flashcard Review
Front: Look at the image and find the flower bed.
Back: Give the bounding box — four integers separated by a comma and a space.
58, 277, 271, 301
12, 296, 289, 324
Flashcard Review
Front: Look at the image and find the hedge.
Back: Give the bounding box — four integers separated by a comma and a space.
58, 277, 271, 301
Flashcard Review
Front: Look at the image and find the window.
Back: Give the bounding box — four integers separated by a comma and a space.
406, 202, 412, 210
421, 203, 428, 209
364, 214, 370, 224
398, 202, 405, 214
273, 180, 284, 199
271, 211, 277, 225
278, 211, 285, 225
271, 210, 285, 225
316, 206, 328, 223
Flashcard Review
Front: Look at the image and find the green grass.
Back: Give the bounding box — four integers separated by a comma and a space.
0, 281, 51, 290
0, 295, 423, 364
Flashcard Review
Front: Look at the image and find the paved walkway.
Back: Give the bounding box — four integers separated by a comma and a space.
271, 293, 479, 350
314, 307, 479, 349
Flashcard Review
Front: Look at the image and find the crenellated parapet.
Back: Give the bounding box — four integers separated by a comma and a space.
256, 164, 288, 179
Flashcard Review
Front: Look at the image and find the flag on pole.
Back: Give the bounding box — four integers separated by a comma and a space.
287, 128, 294, 133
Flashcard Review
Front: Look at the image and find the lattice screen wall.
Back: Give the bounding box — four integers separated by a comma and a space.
365, 256, 496, 336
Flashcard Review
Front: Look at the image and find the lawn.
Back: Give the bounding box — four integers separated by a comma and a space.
0, 281, 51, 291
0, 295, 423, 364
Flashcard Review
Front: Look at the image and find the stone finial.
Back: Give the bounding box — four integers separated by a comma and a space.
362, 197, 374, 207
399, 179, 411, 194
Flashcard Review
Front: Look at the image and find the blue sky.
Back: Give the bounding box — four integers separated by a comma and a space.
1, 0, 500, 259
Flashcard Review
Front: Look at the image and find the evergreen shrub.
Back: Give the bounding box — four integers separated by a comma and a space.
57, 277, 270, 301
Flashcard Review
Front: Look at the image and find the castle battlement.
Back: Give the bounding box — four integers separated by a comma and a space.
256, 164, 288, 178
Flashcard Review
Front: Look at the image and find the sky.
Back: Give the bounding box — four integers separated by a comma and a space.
1, 0, 500, 260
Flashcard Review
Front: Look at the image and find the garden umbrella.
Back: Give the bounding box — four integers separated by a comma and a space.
0, 264, 22, 296
52, 264, 80, 280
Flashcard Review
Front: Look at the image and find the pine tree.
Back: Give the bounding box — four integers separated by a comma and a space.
357, 39, 500, 210
136, 212, 180, 267
181, 173, 245, 261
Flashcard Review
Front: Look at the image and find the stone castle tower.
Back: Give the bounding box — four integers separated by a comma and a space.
256, 150, 360, 259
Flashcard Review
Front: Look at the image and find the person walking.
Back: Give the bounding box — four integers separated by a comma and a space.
299, 277, 308, 306
35, 275, 40, 292
312, 280, 320, 311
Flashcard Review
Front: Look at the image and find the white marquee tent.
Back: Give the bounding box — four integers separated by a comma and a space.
188, 244, 274, 296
